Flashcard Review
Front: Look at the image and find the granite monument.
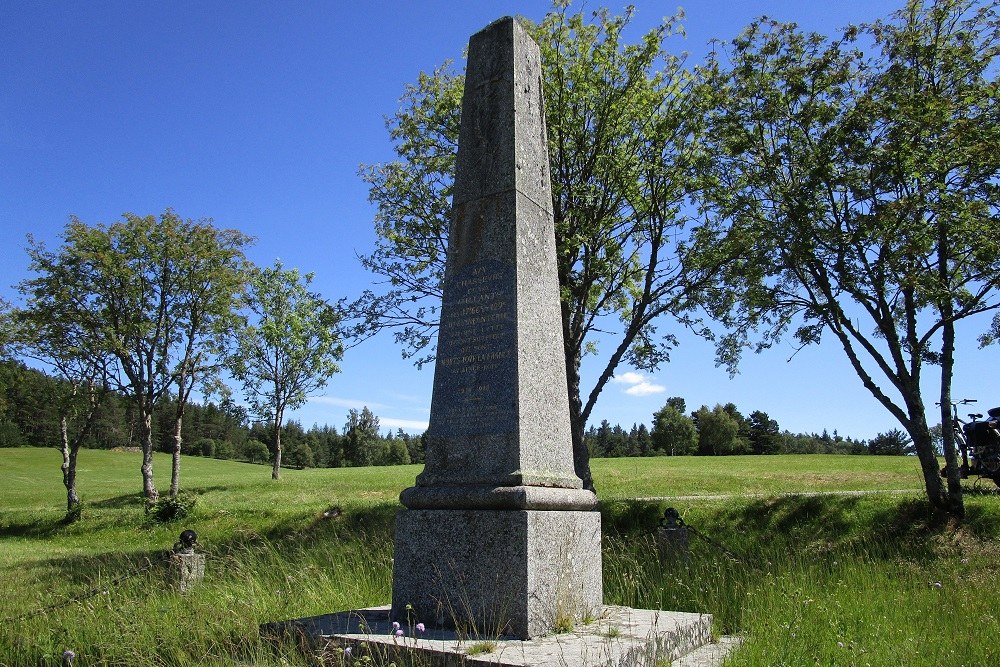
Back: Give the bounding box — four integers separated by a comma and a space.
390, 16, 602, 640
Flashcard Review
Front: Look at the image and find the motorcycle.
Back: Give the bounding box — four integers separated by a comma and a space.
940, 399, 1000, 489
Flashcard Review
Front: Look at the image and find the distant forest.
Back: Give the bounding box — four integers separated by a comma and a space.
0, 360, 915, 468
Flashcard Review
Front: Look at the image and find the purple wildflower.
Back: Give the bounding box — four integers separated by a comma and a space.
392, 621, 400, 630
395, 629, 404, 637
416, 622, 426, 634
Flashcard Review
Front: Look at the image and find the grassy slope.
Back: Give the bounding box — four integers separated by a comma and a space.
3, 447, 929, 511
591, 453, 928, 498
1, 448, 998, 666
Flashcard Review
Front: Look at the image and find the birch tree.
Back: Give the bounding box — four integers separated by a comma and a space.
229, 261, 343, 480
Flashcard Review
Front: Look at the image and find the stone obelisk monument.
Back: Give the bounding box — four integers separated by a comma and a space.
390, 17, 601, 640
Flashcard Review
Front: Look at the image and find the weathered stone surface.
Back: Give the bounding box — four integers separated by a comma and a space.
452, 17, 551, 211
409, 16, 580, 497
274, 605, 736, 667
391, 510, 602, 639
167, 552, 205, 593
400, 484, 597, 511
266, 15, 723, 662
391, 15, 602, 642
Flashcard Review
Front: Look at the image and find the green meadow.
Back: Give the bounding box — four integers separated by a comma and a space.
1, 448, 998, 666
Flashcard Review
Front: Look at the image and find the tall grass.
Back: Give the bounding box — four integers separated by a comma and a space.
1, 448, 997, 666
601, 495, 1000, 667
3, 504, 395, 666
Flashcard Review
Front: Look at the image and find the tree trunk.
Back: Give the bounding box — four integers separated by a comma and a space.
60, 416, 79, 514
564, 348, 594, 492
170, 378, 188, 498
66, 443, 80, 510
170, 407, 183, 497
935, 217, 964, 518
271, 410, 283, 480
911, 424, 946, 505
138, 405, 158, 503
59, 381, 103, 520
939, 318, 965, 518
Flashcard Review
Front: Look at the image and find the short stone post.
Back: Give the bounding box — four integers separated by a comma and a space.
168, 529, 205, 593
655, 508, 689, 563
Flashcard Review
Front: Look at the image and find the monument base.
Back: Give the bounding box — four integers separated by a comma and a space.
264, 605, 740, 667
391, 508, 602, 639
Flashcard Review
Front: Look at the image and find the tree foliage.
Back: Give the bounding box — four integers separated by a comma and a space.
697, 0, 1000, 516
869, 429, 915, 455
228, 261, 343, 480
748, 410, 782, 455
651, 400, 698, 455
17, 210, 250, 502
692, 404, 749, 456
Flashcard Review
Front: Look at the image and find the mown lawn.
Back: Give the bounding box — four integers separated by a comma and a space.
1, 448, 997, 666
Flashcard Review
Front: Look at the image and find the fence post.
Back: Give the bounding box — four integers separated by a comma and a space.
655, 507, 689, 563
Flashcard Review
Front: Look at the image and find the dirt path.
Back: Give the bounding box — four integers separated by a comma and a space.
631, 489, 925, 502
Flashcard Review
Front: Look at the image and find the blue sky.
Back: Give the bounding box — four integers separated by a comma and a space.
2, 1, 996, 440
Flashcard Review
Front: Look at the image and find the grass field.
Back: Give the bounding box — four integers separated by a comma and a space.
1, 448, 998, 666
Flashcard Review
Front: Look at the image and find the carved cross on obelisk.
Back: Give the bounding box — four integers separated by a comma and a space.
391, 16, 602, 640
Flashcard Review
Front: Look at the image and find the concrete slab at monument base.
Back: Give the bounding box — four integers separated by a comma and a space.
391, 509, 602, 639
266, 605, 740, 667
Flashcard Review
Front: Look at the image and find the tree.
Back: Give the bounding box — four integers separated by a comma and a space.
604, 424, 630, 458
17, 211, 249, 502
342, 406, 381, 467
869, 429, 914, 455
697, 0, 1000, 516
242, 438, 270, 464
666, 396, 687, 413
285, 441, 315, 469
651, 400, 698, 455
229, 261, 343, 480
692, 404, 745, 456
162, 220, 249, 496
722, 402, 752, 451
4, 290, 110, 518
632, 423, 653, 456
747, 410, 781, 455
348, 3, 724, 491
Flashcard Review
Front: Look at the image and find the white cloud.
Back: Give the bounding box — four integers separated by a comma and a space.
624, 381, 666, 396
612, 371, 646, 386
612, 371, 666, 397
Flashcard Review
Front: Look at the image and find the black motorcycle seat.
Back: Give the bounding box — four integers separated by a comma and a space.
989, 406, 1000, 419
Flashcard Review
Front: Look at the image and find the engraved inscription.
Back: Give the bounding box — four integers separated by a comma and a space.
432, 259, 516, 435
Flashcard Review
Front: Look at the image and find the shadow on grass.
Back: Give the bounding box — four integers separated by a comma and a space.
0, 515, 66, 538
602, 492, 1000, 563
239, 501, 398, 553
90, 485, 235, 510
5, 500, 400, 618
90, 493, 146, 509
